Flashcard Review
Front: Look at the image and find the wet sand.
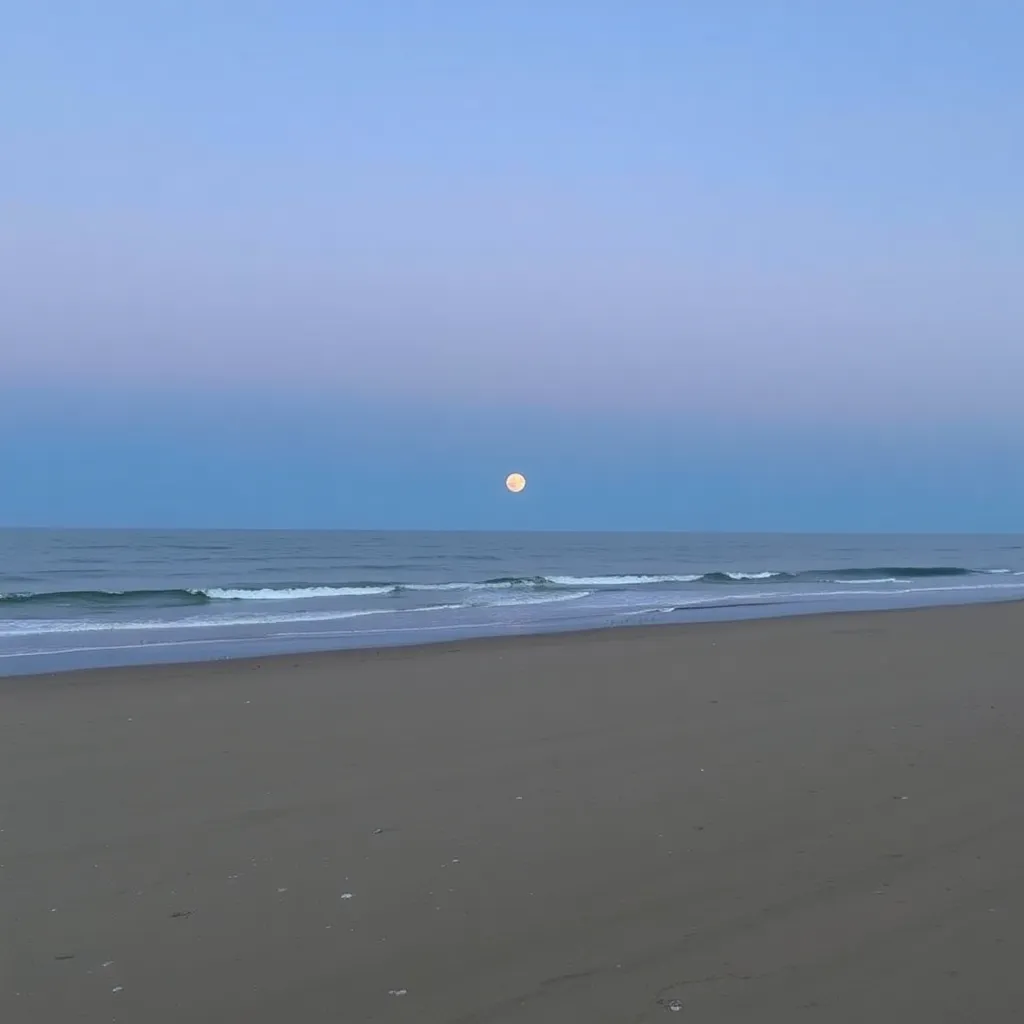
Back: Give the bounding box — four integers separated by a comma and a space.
3, 603, 1024, 1023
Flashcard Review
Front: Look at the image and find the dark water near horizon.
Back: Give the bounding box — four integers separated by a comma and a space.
2, 529, 1023, 676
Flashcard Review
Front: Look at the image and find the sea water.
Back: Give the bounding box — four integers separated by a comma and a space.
2, 529, 1023, 675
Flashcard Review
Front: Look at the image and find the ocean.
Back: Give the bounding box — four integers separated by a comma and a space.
2, 529, 1023, 676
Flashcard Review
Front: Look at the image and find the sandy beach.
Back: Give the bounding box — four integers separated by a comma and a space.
3, 602, 1024, 1023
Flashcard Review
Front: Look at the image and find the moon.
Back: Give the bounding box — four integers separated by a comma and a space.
505, 472, 526, 493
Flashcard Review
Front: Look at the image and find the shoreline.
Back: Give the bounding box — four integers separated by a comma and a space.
5, 600, 1024, 1021
4, 591, 1023, 682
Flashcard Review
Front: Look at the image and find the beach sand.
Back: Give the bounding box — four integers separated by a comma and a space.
3, 603, 1024, 1022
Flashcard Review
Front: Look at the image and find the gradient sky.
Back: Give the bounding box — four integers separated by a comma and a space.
3, 2, 1023, 530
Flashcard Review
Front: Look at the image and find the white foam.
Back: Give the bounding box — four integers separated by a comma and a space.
677, 582, 1024, 605
831, 577, 901, 584
402, 582, 467, 591
0, 618, 508, 660
481, 590, 592, 608
723, 572, 779, 580
0, 604, 468, 639
200, 586, 393, 600
545, 574, 701, 587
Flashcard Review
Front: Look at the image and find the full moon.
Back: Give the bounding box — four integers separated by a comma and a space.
505, 472, 526, 493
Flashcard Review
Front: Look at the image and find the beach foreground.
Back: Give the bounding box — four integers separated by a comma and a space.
3, 604, 1024, 1023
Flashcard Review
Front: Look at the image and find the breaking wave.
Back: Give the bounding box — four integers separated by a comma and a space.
1, 565, 1016, 611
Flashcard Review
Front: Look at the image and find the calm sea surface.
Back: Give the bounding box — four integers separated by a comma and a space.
2, 529, 1023, 675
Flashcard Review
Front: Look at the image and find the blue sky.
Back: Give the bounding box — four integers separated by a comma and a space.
3, 2, 1023, 530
